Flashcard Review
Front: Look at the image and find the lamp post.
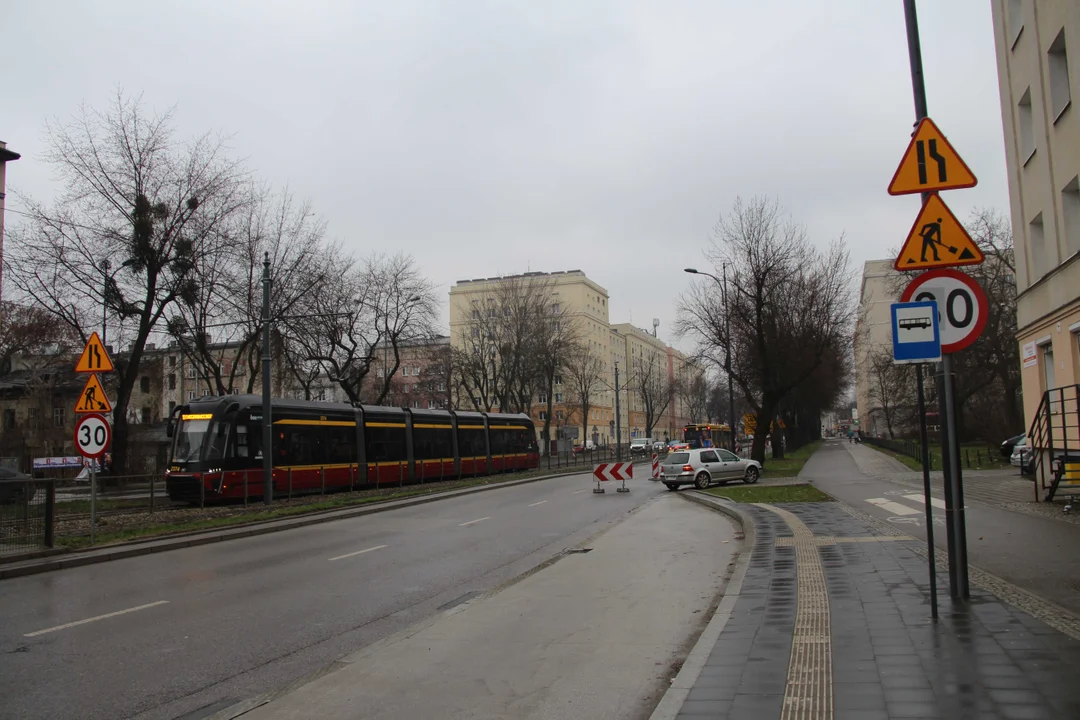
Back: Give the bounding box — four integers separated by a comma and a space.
685, 266, 736, 452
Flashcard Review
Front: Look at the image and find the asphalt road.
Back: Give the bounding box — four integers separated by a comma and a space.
806, 439, 1080, 614
0, 470, 667, 720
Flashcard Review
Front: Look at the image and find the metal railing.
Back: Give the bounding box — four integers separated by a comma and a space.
0, 477, 55, 558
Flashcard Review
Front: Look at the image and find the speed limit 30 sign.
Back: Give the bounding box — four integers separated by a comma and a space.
900, 269, 988, 353
74, 413, 112, 459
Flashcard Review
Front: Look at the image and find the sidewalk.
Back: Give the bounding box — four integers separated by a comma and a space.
661, 492, 1080, 719
209, 494, 739, 720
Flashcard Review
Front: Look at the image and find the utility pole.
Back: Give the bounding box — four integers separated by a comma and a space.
722, 263, 735, 452
614, 361, 622, 461
100, 259, 110, 347
902, 0, 968, 599
261, 253, 273, 505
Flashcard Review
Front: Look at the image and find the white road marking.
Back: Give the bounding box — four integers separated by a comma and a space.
24, 600, 169, 638
572, 489, 590, 494
902, 493, 947, 509
865, 498, 920, 516
459, 516, 491, 527
328, 544, 388, 562
528, 500, 547, 507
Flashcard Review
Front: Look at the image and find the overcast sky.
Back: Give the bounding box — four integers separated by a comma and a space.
3, 1, 1008, 351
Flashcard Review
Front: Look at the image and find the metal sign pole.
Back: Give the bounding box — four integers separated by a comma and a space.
903, 0, 969, 601
915, 364, 938, 619
89, 462, 96, 545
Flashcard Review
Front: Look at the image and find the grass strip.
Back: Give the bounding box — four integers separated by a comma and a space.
761, 441, 822, 477
704, 484, 832, 503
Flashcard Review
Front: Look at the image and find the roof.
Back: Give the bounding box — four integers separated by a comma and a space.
0, 144, 20, 163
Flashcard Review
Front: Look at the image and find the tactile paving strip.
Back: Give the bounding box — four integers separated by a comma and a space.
774, 535, 913, 547
756, 503, 833, 720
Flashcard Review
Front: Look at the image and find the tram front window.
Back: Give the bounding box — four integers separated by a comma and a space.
173, 414, 212, 462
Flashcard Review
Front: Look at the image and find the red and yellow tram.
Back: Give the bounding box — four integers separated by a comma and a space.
165, 395, 540, 503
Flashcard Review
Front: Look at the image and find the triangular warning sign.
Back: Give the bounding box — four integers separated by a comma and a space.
888, 117, 978, 195
75, 332, 114, 373
894, 193, 985, 271
74, 374, 113, 413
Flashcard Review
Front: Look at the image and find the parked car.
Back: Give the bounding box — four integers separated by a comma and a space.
659, 448, 761, 490
1010, 437, 1034, 475
630, 438, 651, 456
1000, 433, 1025, 458
0, 466, 37, 505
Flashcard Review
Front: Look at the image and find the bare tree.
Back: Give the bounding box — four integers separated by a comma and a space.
867, 348, 914, 439
633, 350, 672, 439
564, 341, 605, 442
167, 187, 331, 395
677, 368, 710, 424
0, 300, 77, 375
677, 197, 854, 463
7, 91, 247, 472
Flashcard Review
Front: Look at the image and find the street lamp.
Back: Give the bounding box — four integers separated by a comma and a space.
685, 266, 736, 452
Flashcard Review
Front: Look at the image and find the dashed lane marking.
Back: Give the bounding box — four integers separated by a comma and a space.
327, 544, 388, 562
528, 500, 547, 507
25, 600, 170, 637
572, 489, 590, 494
866, 497, 920, 516
459, 516, 491, 527
902, 493, 947, 509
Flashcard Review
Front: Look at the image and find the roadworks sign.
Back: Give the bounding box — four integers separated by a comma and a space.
75, 332, 114, 373
74, 374, 113, 413
894, 193, 984, 271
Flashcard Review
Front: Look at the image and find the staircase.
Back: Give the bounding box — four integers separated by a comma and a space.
1027, 384, 1080, 502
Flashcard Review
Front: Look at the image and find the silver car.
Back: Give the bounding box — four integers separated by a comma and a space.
660, 448, 761, 490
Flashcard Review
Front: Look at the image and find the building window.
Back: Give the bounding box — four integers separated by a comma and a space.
413, 366, 420, 376
412, 400, 421, 409
3, 409, 15, 430
1018, 87, 1035, 163
1064, 176, 1080, 257
168, 374, 176, 390
555, 393, 563, 403
140, 376, 150, 393
186, 365, 197, 379
28, 407, 37, 422
539, 411, 547, 421
404, 385, 410, 394
471, 327, 480, 338
554, 375, 562, 385
552, 303, 560, 314
188, 391, 196, 400
402, 367, 409, 377
169, 355, 177, 368
140, 407, 151, 424
1049, 29, 1071, 122
538, 393, 548, 404
437, 381, 446, 392
1008, 0, 1023, 47
1029, 212, 1047, 280
53, 407, 65, 427
472, 310, 480, 320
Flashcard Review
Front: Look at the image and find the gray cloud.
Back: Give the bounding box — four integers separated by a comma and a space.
2, 0, 1009, 350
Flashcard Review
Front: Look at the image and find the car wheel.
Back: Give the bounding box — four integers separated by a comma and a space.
744, 467, 759, 484
694, 472, 710, 490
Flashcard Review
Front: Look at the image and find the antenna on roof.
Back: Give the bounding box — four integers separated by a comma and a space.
652, 318, 660, 337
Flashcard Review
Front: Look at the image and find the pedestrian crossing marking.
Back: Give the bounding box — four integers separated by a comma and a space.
902, 493, 946, 510
865, 498, 920, 516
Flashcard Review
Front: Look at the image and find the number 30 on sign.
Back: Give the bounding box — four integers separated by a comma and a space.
74, 413, 112, 459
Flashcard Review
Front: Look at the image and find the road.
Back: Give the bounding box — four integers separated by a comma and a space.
806, 439, 1080, 614
0, 470, 668, 720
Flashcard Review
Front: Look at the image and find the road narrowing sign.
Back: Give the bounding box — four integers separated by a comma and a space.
900, 269, 988, 354
75, 332, 114, 373
74, 413, 112, 459
888, 117, 978, 195
593, 462, 633, 482
894, 193, 984, 271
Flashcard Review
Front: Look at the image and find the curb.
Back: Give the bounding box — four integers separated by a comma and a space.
648, 491, 757, 720
0, 466, 604, 581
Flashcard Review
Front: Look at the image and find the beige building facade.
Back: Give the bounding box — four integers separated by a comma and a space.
992, 1, 1080, 427
448, 271, 694, 448
854, 259, 904, 436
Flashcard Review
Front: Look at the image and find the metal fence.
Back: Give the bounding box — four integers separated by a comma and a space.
0, 477, 55, 558
861, 436, 1005, 471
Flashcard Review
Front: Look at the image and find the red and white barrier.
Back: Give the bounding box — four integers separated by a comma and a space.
651, 453, 659, 479
592, 461, 632, 493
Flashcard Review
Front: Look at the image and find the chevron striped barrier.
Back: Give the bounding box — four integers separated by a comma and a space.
651, 453, 659, 479
593, 462, 632, 493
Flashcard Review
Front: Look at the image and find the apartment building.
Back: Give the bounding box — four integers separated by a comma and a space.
853, 259, 906, 436
449, 270, 694, 448
992, 1, 1080, 424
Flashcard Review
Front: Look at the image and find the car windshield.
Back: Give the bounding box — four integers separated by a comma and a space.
173, 414, 212, 462
667, 452, 690, 464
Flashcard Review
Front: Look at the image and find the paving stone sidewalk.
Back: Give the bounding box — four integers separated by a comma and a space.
673, 499, 1080, 720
